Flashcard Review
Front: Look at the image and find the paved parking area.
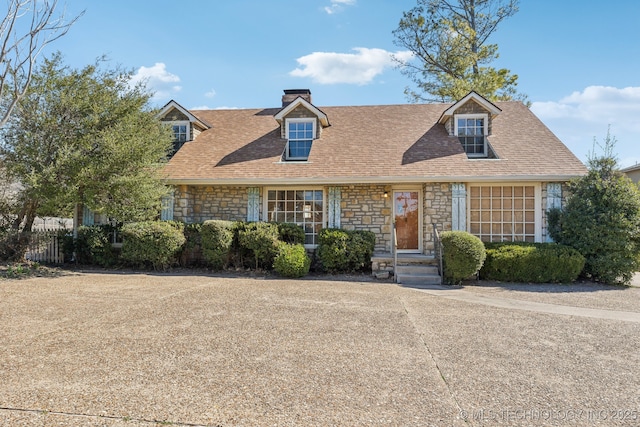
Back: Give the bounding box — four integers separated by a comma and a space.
1, 272, 639, 426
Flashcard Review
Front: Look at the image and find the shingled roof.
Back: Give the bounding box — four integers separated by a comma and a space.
163, 100, 587, 185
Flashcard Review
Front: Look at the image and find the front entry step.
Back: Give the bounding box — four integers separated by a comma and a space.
371, 253, 442, 286
395, 264, 442, 286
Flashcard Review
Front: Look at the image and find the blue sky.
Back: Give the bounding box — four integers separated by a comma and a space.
47, 0, 640, 167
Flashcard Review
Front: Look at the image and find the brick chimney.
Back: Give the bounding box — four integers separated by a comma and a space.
282, 89, 312, 107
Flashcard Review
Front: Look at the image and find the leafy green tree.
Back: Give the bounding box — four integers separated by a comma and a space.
0, 53, 173, 258
392, 0, 527, 103
548, 131, 640, 285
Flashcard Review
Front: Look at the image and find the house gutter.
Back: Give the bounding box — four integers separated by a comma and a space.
164, 174, 585, 186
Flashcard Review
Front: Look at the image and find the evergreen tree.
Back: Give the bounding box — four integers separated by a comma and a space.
548, 131, 640, 285
392, 0, 527, 103
0, 53, 173, 258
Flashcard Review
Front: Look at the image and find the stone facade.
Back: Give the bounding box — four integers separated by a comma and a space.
339, 184, 392, 252
171, 183, 456, 256
449, 98, 494, 135
423, 183, 453, 254
173, 185, 249, 223
170, 181, 566, 253
160, 108, 189, 122
279, 104, 322, 139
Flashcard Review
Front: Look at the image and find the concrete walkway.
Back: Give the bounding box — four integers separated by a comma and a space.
408, 285, 640, 323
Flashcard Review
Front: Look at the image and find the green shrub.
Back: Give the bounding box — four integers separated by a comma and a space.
178, 223, 203, 266
120, 221, 186, 270
347, 230, 376, 271
238, 222, 280, 269
480, 242, 585, 283
0, 232, 25, 262
57, 230, 75, 263
273, 242, 310, 277
76, 225, 117, 267
317, 228, 350, 272
201, 220, 235, 270
441, 231, 486, 285
547, 134, 640, 285
275, 222, 305, 245
317, 228, 376, 272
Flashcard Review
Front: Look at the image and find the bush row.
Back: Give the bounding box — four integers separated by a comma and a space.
73, 221, 375, 277
440, 231, 586, 285
316, 228, 376, 273
480, 242, 585, 283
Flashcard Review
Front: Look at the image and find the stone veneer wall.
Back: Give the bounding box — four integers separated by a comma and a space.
339, 183, 453, 255
423, 183, 453, 255
279, 104, 322, 139
172, 183, 456, 256
339, 184, 392, 253
173, 185, 250, 223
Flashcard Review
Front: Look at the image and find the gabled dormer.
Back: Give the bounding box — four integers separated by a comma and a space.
157, 100, 211, 155
274, 89, 330, 162
438, 91, 502, 158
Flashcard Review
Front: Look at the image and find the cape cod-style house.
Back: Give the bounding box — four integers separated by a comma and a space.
149, 90, 588, 278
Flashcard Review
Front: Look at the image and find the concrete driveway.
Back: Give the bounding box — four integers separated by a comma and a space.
1, 272, 639, 426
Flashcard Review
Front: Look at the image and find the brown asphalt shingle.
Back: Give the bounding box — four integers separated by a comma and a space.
163, 102, 587, 184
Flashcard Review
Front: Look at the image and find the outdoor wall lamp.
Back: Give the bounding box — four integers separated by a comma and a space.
383, 191, 389, 198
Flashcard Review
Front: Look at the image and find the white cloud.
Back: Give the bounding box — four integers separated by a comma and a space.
290, 48, 412, 85
204, 89, 217, 98
130, 63, 182, 101
531, 86, 640, 167
324, 0, 356, 14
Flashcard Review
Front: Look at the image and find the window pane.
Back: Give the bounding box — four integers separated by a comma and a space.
468, 185, 537, 243
267, 189, 323, 246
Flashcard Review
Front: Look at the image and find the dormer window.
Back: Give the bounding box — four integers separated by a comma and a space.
286, 118, 315, 161
455, 114, 488, 157
156, 100, 212, 158
438, 91, 501, 159
172, 121, 190, 152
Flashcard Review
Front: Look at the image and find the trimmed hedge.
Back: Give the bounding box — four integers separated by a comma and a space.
273, 242, 311, 277
275, 222, 305, 245
316, 228, 376, 272
120, 221, 186, 270
441, 231, 486, 285
76, 225, 117, 267
480, 242, 585, 283
238, 222, 280, 269
179, 223, 203, 266
201, 220, 235, 270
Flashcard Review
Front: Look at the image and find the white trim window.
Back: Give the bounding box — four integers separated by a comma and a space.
285, 118, 315, 161
468, 184, 542, 242
171, 121, 190, 153
455, 114, 488, 157
266, 188, 324, 246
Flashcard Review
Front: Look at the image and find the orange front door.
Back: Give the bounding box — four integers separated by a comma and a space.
394, 191, 419, 251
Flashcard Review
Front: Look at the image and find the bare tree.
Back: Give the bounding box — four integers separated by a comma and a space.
0, 0, 82, 127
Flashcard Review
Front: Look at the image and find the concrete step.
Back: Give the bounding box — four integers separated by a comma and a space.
395, 264, 439, 276
396, 264, 442, 286
396, 273, 442, 286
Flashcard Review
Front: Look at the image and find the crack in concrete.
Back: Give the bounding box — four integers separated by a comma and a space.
398, 297, 471, 426
0, 406, 223, 427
